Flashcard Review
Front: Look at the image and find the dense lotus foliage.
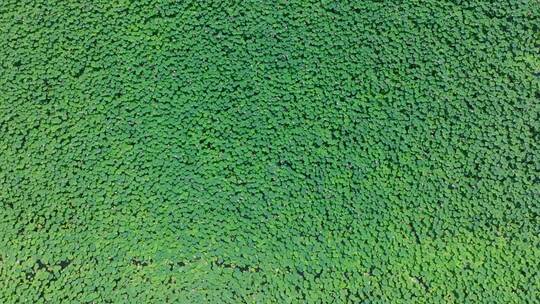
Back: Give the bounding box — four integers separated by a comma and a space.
1, 0, 539, 303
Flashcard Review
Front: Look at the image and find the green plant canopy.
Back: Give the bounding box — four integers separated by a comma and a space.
0, 1, 539, 303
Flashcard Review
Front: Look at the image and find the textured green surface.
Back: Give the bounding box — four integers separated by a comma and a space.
1, 0, 539, 303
